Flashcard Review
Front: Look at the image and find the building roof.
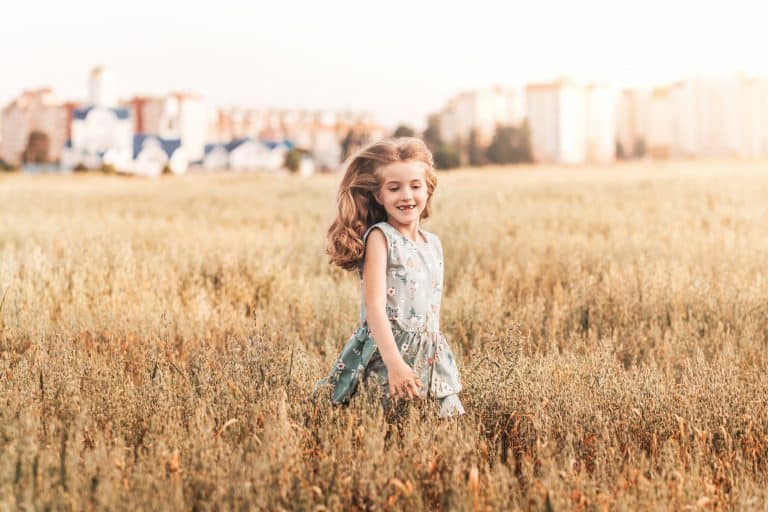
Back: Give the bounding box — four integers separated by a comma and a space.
225, 137, 253, 152
133, 134, 182, 159
263, 140, 295, 150
91, 66, 108, 76
160, 138, 182, 158
73, 105, 131, 120
206, 138, 294, 154
204, 143, 227, 155
525, 77, 582, 92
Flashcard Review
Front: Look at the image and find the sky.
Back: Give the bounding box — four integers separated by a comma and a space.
3, 0, 768, 130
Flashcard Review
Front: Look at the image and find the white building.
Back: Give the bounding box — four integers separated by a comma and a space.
645, 85, 676, 158
262, 141, 291, 171
438, 86, 525, 147
526, 80, 585, 164
125, 93, 207, 162
584, 85, 617, 163
526, 79, 616, 165
89, 66, 118, 108
131, 134, 188, 177
0, 88, 70, 166
61, 105, 133, 170
298, 156, 315, 177
59, 67, 133, 171
226, 137, 291, 171
615, 89, 650, 158
621, 74, 768, 160
157, 93, 206, 162
311, 129, 342, 172
201, 143, 229, 171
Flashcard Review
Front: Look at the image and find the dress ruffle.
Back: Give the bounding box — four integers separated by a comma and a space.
313, 222, 463, 414
315, 324, 462, 405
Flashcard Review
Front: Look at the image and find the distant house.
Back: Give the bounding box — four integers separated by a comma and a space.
124, 92, 207, 162
262, 140, 293, 171
59, 105, 134, 171
298, 155, 315, 177
226, 137, 293, 171
311, 129, 342, 172
132, 134, 188, 177
201, 143, 229, 170
102, 145, 133, 172
226, 137, 262, 171
1, 88, 71, 166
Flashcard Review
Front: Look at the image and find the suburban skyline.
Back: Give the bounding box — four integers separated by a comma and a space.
4, 0, 768, 130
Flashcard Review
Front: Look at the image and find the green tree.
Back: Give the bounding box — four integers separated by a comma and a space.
284, 148, 302, 173
487, 126, 518, 164
422, 114, 442, 151
393, 124, 415, 138
487, 121, 533, 164
616, 140, 626, 160
100, 163, 117, 175
420, 114, 461, 170
21, 131, 49, 164
633, 137, 646, 158
0, 158, 14, 172
433, 145, 460, 170
467, 128, 486, 166
518, 119, 533, 162
341, 128, 368, 163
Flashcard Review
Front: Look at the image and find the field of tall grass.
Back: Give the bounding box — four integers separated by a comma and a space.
1, 159, 767, 510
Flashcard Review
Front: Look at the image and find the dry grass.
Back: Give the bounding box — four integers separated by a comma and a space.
1, 159, 767, 510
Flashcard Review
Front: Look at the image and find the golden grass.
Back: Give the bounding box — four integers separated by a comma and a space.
1, 159, 767, 510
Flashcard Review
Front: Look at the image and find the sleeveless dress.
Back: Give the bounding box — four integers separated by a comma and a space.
314, 221, 464, 418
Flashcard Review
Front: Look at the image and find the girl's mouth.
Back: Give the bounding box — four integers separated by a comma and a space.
397, 205, 416, 211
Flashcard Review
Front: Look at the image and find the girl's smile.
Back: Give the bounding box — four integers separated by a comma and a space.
376, 160, 429, 234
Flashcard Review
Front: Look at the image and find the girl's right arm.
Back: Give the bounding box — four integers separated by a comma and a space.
362, 228, 423, 399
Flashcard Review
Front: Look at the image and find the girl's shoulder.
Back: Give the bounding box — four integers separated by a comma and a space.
358, 222, 391, 279
362, 221, 393, 246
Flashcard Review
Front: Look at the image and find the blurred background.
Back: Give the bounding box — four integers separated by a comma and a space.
2, 0, 768, 176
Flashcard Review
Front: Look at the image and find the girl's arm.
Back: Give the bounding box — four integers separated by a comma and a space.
362, 228, 422, 399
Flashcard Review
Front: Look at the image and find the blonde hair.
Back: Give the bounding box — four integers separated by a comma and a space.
327, 137, 437, 271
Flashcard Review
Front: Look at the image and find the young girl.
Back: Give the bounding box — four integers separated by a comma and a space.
314, 137, 464, 418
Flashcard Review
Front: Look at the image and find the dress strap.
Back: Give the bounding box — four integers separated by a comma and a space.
358, 222, 390, 279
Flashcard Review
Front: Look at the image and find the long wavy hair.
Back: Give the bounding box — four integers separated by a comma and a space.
327, 137, 437, 271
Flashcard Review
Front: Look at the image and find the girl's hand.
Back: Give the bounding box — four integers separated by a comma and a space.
388, 360, 423, 399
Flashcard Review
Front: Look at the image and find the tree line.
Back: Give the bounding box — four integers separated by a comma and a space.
393, 116, 534, 170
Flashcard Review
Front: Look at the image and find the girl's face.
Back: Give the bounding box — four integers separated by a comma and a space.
375, 160, 429, 227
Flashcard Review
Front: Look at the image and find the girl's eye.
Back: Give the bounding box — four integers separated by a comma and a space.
389, 188, 398, 192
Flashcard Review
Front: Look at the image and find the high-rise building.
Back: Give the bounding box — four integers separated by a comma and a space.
437, 86, 525, 147
0, 88, 70, 166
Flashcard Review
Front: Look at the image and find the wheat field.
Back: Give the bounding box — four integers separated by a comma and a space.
1, 160, 767, 511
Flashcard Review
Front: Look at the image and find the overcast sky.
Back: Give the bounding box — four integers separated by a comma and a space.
3, 0, 767, 129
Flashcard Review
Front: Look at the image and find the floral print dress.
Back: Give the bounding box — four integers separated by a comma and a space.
315, 221, 464, 417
